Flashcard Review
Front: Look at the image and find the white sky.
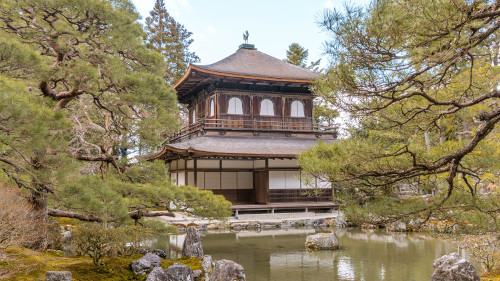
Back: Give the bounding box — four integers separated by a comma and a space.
131, 0, 371, 66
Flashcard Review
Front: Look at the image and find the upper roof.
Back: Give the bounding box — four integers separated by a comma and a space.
194, 47, 321, 81
174, 45, 321, 99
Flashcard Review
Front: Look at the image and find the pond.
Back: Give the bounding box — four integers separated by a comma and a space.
153, 228, 460, 281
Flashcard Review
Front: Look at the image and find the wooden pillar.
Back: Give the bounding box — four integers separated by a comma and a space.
194, 158, 198, 187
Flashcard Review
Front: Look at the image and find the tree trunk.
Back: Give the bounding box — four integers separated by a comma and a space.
438, 119, 445, 144
424, 131, 431, 151
28, 188, 49, 251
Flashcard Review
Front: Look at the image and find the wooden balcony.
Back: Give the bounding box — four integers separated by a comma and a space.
169, 116, 338, 142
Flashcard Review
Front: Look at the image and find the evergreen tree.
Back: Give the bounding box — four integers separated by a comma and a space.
145, 0, 200, 85
0, 0, 231, 249
285, 43, 309, 68
299, 0, 500, 232
285, 42, 321, 71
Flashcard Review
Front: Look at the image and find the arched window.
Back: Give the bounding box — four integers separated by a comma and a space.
191, 108, 196, 124
290, 100, 305, 117
209, 98, 215, 117
227, 97, 243, 114
259, 99, 274, 116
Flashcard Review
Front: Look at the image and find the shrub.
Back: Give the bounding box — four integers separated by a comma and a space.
72, 224, 123, 266
72, 224, 155, 265
462, 234, 500, 273
0, 185, 39, 258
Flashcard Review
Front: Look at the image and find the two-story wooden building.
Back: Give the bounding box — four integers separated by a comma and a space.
145, 44, 337, 206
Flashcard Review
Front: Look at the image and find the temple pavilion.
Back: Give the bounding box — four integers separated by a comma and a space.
145, 43, 337, 209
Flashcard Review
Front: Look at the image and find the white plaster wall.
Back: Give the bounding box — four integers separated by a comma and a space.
197, 159, 219, 169
269, 171, 286, 189
254, 160, 266, 169
222, 160, 253, 169
187, 172, 194, 186
178, 159, 185, 169
170, 160, 178, 171
187, 160, 194, 169
204, 172, 220, 189
221, 172, 237, 189
237, 172, 253, 189
197, 172, 205, 189
177, 172, 185, 186
285, 171, 301, 189
268, 159, 298, 168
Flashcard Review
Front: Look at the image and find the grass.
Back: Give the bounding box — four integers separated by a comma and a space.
1, 247, 202, 281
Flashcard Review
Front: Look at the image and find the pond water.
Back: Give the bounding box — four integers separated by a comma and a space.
153, 228, 460, 281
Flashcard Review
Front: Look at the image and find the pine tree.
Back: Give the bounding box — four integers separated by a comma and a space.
285, 43, 309, 68
299, 0, 500, 232
0, 0, 231, 249
285, 42, 321, 71
145, 0, 200, 85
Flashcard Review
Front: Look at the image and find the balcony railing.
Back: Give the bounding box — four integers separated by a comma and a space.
169, 117, 338, 142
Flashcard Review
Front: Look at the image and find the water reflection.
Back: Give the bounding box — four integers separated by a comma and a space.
153, 228, 457, 281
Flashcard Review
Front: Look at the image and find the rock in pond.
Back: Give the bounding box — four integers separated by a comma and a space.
305, 233, 339, 250
430, 252, 480, 281
387, 221, 407, 232
211, 259, 246, 281
146, 267, 168, 281
131, 253, 162, 275
165, 262, 194, 281
46, 271, 72, 281
182, 226, 204, 258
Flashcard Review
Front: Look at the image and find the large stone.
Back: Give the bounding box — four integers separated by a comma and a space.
182, 226, 204, 258
136, 247, 168, 259
387, 221, 407, 232
211, 259, 246, 281
305, 233, 339, 250
46, 271, 72, 281
192, 270, 203, 281
430, 252, 480, 281
201, 255, 213, 281
131, 253, 162, 275
146, 267, 168, 281
165, 263, 194, 281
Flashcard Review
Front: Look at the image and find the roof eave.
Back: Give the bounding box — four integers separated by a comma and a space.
142, 144, 297, 161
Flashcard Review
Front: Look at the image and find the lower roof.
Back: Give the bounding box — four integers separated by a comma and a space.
143, 135, 335, 160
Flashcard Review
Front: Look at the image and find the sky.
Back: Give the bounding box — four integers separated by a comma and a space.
131, 0, 371, 67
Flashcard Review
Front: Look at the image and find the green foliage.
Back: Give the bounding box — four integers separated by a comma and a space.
340, 191, 499, 233
145, 0, 200, 85
56, 160, 232, 224
285, 43, 309, 68
284, 42, 321, 71
73, 224, 124, 266
57, 176, 130, 224
313, 97, 338, 126
0, 0, 231, 247
300, 0, 500, 232
72, 224, 153, 266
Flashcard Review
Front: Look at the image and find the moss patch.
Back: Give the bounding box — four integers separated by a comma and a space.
1, 247, 202, 281
482, 269, 500, 281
